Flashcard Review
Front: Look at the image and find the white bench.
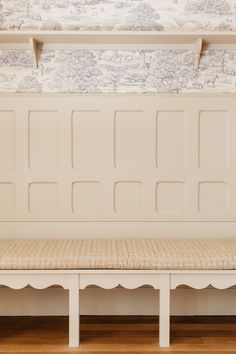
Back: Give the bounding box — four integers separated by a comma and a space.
0, 238, 236, 347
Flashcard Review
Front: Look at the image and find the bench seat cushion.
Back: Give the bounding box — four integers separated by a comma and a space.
0, 239, 236, 270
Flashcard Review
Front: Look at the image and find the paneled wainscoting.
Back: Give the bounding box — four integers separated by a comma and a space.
0, 94, 236, 222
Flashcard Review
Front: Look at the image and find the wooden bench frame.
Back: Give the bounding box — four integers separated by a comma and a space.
1, 269, 236, 347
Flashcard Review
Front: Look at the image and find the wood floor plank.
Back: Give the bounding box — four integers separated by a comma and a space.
0, 316, 236, 353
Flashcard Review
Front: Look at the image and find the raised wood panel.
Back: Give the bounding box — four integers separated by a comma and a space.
114, 111, 142, 169
72, 111, 100, 169
72, 181, 100, 215
0, 111, 15, 169
156, 111, 186, 168
198, 182, 229, 214
29, 182, 59, 215
0, 183, 15, 216
29, 111, 58, 169
156, 182, 185, 214
114, 182, 142, 214
199, 111, 229, 168
0, 94, 235, 220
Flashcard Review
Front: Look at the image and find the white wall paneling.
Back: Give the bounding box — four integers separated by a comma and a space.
1, 93, 236, 317
0, 93, 236, 222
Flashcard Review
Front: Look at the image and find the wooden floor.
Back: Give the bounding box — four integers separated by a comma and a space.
0, 316, 236, 353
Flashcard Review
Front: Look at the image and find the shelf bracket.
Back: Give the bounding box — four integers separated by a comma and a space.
29, 37, 39, 68
194, 38, 203, 69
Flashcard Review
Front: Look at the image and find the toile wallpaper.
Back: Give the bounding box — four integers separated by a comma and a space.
1, 0, 236, 31
0, 0, 236, 93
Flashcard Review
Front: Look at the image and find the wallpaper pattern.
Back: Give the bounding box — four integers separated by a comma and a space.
0, 0, 236, 93
0, 0, 235, 31
0, 49, 236, 93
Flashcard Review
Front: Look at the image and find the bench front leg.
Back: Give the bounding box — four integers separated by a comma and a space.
159, 274, 170, 347
68, 274, 80, 347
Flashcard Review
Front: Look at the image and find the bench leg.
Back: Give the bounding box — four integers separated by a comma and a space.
159, 274, 170, 347
69, 274, 80, 347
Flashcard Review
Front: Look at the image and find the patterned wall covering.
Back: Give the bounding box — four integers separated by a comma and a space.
0, 49, 236, 93
0, 0, 235, 31
0, 0, 236, 93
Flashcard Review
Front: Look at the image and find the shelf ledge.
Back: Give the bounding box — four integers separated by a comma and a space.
0, 30, 236, 68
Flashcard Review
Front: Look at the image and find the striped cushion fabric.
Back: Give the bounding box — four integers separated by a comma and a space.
0, 239, 236, 270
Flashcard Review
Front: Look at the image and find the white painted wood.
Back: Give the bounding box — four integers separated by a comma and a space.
171, 273, 236, 290
1, 286, 236, 316
68, 274, 80, 347
0, 92, 236, 346
0, 272, 76, 346
80, 273, 160, 289
159, 274, 170, 347
0, 30, 236, 46
28, 37, 38, 68
1, 269, 236, 347
0, 273, 69, 289
0, 94, 236, 222
194, 38, 202, 69
2, 221, 236, 242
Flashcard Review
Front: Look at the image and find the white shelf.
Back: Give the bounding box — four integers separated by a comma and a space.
0, 30, 236, 68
